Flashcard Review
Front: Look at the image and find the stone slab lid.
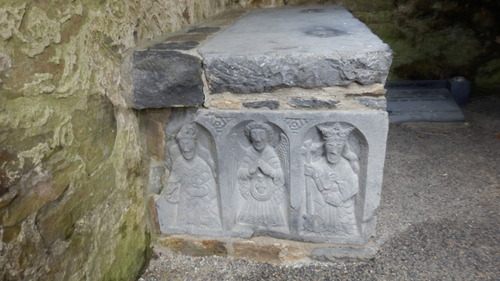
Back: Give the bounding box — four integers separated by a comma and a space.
199, 5, 393, 94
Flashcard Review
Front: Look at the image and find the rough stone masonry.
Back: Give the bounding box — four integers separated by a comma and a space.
126, 5, 393, 262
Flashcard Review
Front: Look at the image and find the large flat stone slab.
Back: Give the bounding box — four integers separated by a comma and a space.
199, 6, 393, 93
385, 81, 465, 122
155, 109, 388, 245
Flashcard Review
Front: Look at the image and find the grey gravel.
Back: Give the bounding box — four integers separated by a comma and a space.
140, 96, 499, 281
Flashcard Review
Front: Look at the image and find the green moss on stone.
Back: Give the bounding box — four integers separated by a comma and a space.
476, 58, 500, 88
102, 208, 150, 281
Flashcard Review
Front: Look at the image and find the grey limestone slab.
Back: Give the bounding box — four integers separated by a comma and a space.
155, 109, 388, 245
385, 81, 465, 122
198, 6, 393, 93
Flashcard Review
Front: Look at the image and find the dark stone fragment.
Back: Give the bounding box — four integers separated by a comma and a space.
187, 26, 220, 34
242, 100, 279, 110
151, 41, 199, 50
356, 97, 387, 110
131, 50, 204, 109
289, 97, 338, 108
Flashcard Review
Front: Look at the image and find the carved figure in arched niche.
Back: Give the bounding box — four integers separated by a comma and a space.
159, 123, 221, 231
236, 121, 288, 228
302, 122, 359, 236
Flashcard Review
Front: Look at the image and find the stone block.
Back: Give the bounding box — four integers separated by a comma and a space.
160, 238, 227, 256
199, 6, 392, 93
242, 100, 280, 110
289, 97, 338, 108
233, 241, 282, 263
131, 50, 204, 109
155, 109, 388, 245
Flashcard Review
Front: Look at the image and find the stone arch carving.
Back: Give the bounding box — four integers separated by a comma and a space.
156, 121, 222, 235
300, 121, 367, 237
226, 120, 290, 232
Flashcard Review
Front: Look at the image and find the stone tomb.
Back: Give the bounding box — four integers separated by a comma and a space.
156, 110, 387, 246
129, 5, 393, 261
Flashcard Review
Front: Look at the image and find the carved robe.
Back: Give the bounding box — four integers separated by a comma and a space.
237, 145, 285, 227
163, 155, 221, 229
308, 157, 358, 235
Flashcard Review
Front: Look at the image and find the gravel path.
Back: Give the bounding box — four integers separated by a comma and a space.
140, 96, 499, 281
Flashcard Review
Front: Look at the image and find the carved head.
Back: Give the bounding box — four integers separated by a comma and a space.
244, 122, 274, 151
317, 123, 353, 164
176, 123, 197, 160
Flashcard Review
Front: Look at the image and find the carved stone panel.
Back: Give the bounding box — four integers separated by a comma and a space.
300, 122, 365, 238
155, 109, 388, 245
156, 122, 222, 236
227, 121, 290, 236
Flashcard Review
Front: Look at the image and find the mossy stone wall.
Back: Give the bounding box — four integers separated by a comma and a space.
0, 1, 235, 280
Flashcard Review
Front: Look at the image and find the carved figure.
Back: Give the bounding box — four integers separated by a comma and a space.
160, 123, 221, 230
236, 122, 287, 227
303, 123, 359, 236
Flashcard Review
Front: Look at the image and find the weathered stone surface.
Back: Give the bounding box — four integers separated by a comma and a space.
231, 238, 308, 263
210, 97, 242, 109
0, 0, 238, 280
199, 6, 392, 93
148, 165, 165, 194
161, 238, 227, 256
233, 241, 282, 263
242, 100, 280, 109
131, 50, 204, 109
156, 109, 388, 245
289, 97, 339, 108
356, 97, 387, 110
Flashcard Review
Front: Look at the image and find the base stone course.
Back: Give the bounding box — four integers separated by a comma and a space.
133, 5, 393, 263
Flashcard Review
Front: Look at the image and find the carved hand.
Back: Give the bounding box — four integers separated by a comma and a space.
165, 182, 180, 203
304, 164, 317, 178
249, 165, 258, 175
257, 160, 274, 177
166, 182, 180, 195
323, 191, 342, 206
